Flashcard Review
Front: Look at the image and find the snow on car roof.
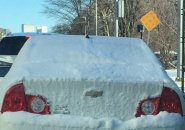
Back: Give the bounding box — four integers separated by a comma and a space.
5, 32, 53, 37
4, 34, 169, 83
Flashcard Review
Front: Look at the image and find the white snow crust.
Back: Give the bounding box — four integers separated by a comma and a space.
0, 111, 184, 130
3, 35, 169, 82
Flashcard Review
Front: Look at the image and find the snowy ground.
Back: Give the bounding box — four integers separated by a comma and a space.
165, 69, 184, 93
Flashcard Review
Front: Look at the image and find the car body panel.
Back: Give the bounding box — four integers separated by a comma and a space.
23, 79, 163, 120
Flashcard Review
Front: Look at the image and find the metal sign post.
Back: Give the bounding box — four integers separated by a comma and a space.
147, 31, 151, 45
137, 24, 144, 39
181, 0, 185, 93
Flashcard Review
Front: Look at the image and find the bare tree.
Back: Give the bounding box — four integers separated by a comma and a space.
43, 0, 178, 68
43, 0, 90, 34
119, 0, 140, 37
97, 0, 114, 36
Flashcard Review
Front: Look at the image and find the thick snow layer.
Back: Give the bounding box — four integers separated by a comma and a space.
0, 111, 184, 130
23, 79, 163, 121
4, 35, 169, 83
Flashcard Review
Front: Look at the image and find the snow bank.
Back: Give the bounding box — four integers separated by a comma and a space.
166, 69, 181, 87
0, 111, 184, 130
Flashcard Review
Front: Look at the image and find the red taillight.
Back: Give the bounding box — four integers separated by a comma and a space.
160, 87, 182, 115
135, 98, 160, 117
2, 83, 26, 112
25, 36, 32, 38
136, 87, 183, 117
26, 95, 50, 114
2, 83, 50, 114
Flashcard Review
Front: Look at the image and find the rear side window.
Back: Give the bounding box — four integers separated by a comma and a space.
0, 36, 29, 55
0, 67, 11, 77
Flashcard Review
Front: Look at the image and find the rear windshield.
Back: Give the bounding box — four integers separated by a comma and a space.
0, 36, 29, 55
0, 67, 11, 77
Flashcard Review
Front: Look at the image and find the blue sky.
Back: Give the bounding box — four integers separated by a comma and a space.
0, 0, 56, 33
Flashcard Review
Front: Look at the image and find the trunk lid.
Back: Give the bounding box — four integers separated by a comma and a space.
23, 79, 163, 121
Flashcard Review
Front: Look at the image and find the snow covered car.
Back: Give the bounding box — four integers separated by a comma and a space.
0, 34, 184, 130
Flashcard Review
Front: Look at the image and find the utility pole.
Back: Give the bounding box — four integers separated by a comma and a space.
95, 0, 97, 36
84, 17, 87, 35
177, 0, 185, 92
116, 0, 119, 37
177, 0, 183, 82
116, 0, 124, 37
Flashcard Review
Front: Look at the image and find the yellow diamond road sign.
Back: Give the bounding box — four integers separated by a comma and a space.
140, 10, 161, 32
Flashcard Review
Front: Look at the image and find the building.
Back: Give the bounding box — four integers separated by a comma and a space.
22, 24, 35, 32
36, 26, 48, 33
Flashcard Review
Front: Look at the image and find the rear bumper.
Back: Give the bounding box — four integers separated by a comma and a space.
0, 111, 184, 130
